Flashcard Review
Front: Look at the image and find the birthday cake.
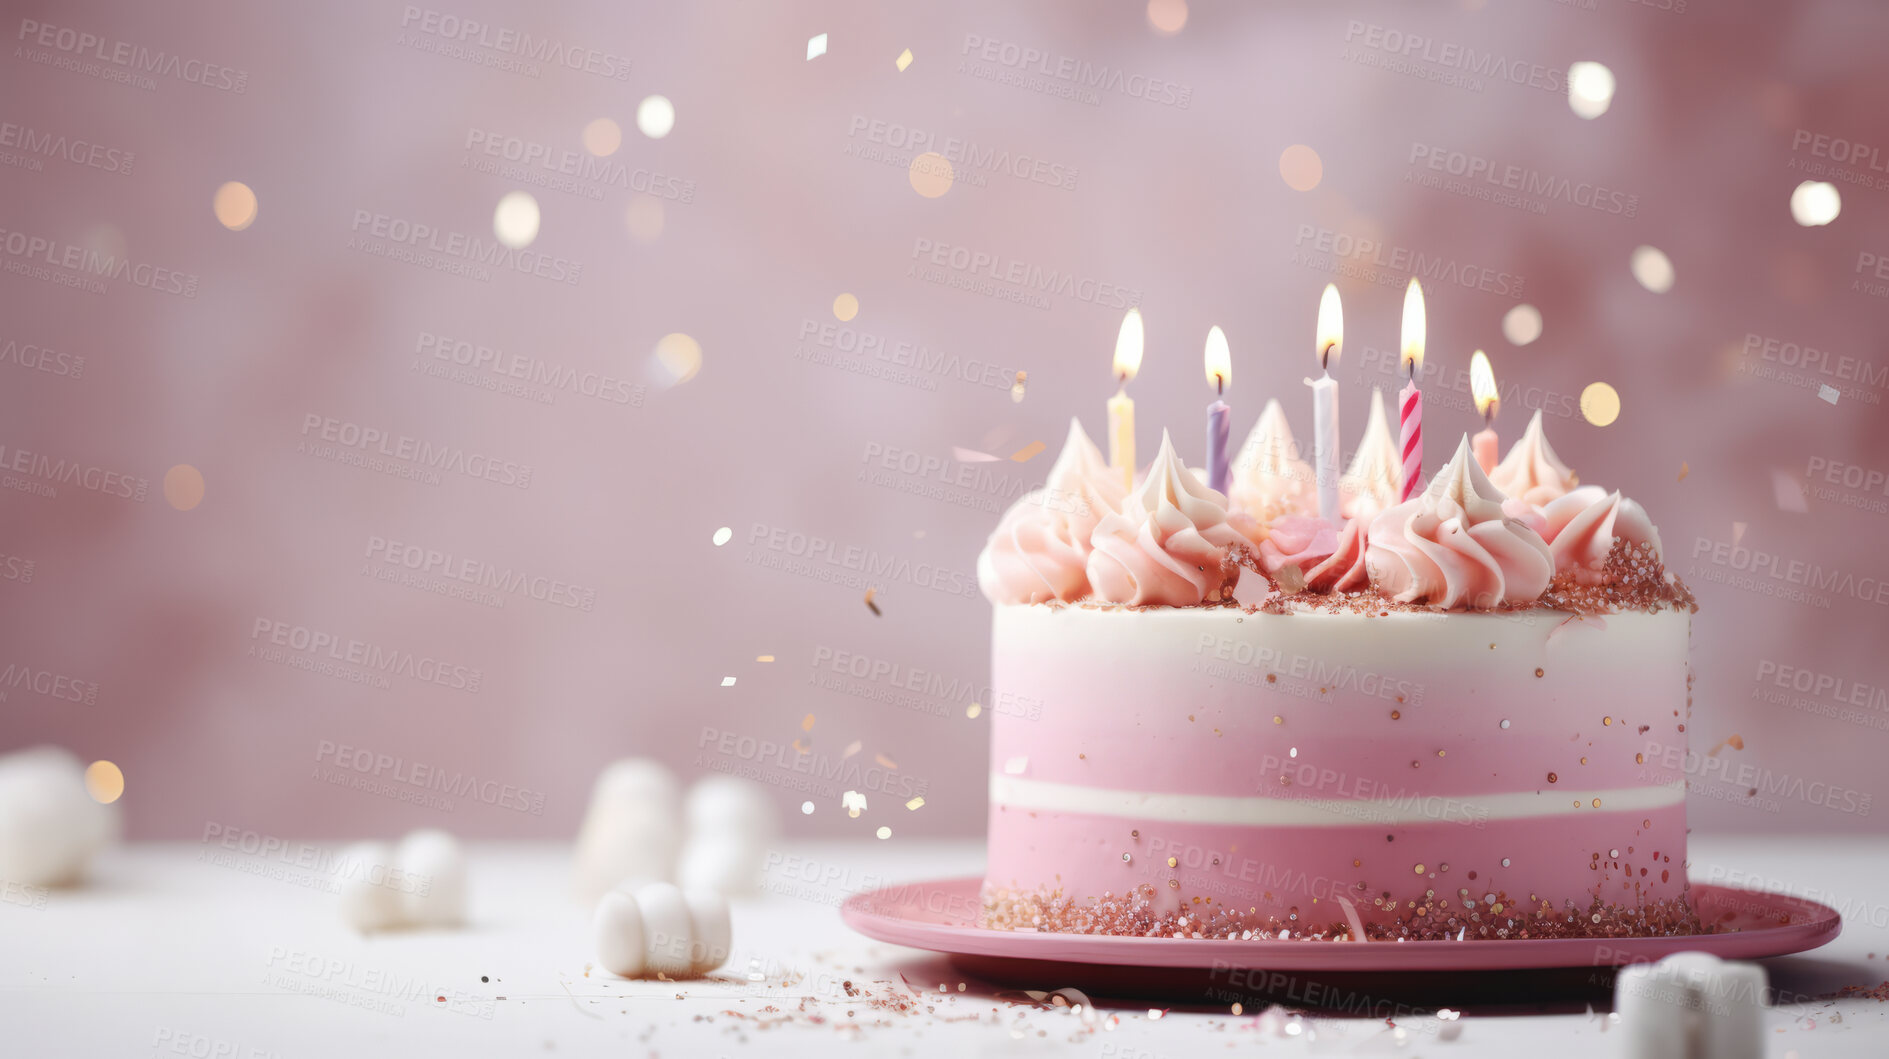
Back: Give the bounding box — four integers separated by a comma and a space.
974, 381, 1699, 941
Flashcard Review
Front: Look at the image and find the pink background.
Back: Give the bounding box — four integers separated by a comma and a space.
4, 0, 1888, 839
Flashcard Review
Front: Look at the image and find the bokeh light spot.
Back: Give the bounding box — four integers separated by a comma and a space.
1630, 245, 1674, 293
909, 152, 954, 197
876, 826, 892, 840
801, 801, 815, 815
1147, 0, 1188, 34
1502, 304, 1542, 346
84, 761, 124, 804
1279, 145, 1323, 192
653, 333, 703, 387
1790, 180, 1841, 226
624, 196, 665, 242
833, 293, 859, 322
164, 465, 205, 511
636, 95, 675, 139
1568, 61, 1616, 119
582, 118, 622, 157
712, 526, 732, 546
493, 191, 540, 249
213, 182, 257, 231
895, 48, 913, 72
1581, 382, 1621, 427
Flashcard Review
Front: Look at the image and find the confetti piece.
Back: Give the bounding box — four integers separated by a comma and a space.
806, 33, 827, 60
1011, 371, 1027, 403
720, 676, 736, 687
895, 48, 913, 72
843, 740, 862, 758
864, 587, 881, 616
756, 655, 775, 662
1820, 384, 1840, 405
801, 713, 816, 731
953, 446, 1000, 463
1010, 441, 1046, 462
1003, 756, 1028, 775
966, 703, 983, 719
1773, 470, 1808, 513
876, 826, 891, 839
875, 753, 898, 770
906, 796, 925, 811
712, 527, 732, 546
842, 790, 867, 816
1677, 461, 1689, 482
792, 738, 811, 754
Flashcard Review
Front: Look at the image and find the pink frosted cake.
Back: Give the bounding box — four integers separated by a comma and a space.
975, 404, 1698, 941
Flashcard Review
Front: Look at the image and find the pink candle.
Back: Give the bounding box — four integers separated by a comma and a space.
1469, 350, 1498, 474
1397, 279, 1426, 502
1398, 380, 1423, 501
1472, 428, 1497, 474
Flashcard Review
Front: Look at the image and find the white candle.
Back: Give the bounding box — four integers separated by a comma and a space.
1307, 284, 1344, 521
1108, 308, 1144, 492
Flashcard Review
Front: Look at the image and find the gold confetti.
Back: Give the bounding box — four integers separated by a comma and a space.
1010, 441, 1046, 462
895, 48, 913, 72
875, 753, 898, 770
1677, 461, 1689, 482
801, 713, 816, 731
966, 703, 983, 719
906, 796, 925, 811
876, 826, 892, 839
792, 738, 811, 754
756, 654, 774, 662
1011, 371, 1027, 403
864, 587, 881, 616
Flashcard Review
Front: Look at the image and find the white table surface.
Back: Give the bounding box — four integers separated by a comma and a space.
4, 835, 1887, 1057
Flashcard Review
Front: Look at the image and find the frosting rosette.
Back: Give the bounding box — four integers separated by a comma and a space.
1340, 388, 1402, 521
1366, 435, 1554, 609
1488, 409, 1578, 506
1258, 514, 1370, 594
1087, 431, 1247, 606
1228, 399, 1314, 523
1540, 485, 1663, 583
977, 419, 1126, 604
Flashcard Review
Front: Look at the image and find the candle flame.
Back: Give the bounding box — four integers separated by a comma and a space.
1400, 278, 1426, 377
1203, 325, 1230, 391
1113, 308, 1144, 382
1470, 349, 1499, 419
1315, 284, 1343, 370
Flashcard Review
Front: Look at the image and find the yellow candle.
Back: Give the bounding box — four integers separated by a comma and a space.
1109, 308, 1144, 491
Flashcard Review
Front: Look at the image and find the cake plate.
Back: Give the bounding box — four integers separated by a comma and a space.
841, 876, 1840, 986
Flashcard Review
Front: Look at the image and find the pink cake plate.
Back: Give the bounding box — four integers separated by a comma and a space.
841, 876, 1841, 985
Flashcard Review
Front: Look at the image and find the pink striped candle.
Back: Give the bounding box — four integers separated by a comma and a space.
1397, 278, 1426, 501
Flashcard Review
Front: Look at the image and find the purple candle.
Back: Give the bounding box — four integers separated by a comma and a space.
1204, 325, 1231, 494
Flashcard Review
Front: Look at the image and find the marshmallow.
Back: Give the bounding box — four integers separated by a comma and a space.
678, 775, 776, 894
0, 746, 119, 887
337, 830, 469, 932
592, 881, 731, 978
336, 842, 405, 933
1614, 952, 1766, 1059
397, 829, 467, 927
573, 759, 682, 902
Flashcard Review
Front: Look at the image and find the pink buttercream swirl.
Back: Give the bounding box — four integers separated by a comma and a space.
1258, 515, 1371, 594
1539, 485, 1663, 583
1488, 409, 1578, 506
1366, 435, 1553, 609
1087, 431, 1247, 606
977, 418, 1126, 604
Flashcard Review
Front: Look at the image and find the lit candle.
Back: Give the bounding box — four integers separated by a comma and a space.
1306, 284, 1343, 521
1107, 308, 1144, 492
1469, 349, 1499, 473
1203, 325, 1231, 495
1398, 279, 1426, 502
